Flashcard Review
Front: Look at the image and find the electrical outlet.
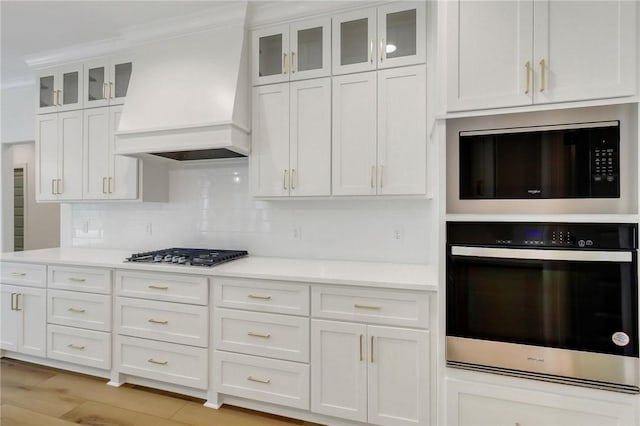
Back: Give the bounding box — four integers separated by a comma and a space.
292, 225, 302, 240
145, 223, 153, 236
393, 227, 404, 241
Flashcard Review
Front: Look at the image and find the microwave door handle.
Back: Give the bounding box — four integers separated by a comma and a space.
450, 246, 632, 263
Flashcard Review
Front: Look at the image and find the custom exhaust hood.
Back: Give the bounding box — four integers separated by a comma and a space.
115, 3, 250, 161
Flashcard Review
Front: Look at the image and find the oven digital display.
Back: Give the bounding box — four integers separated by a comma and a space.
524, 229, 544, 239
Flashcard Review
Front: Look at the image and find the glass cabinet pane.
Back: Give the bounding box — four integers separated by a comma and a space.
296, 27, 323, 72
88, 66, 105, 101
62, 71, 78, 105
114, 62, 132, 98
340, 18, 368, 66
385, 9, 416, 59
259, 34, 283, 77
39, 75, 55, 108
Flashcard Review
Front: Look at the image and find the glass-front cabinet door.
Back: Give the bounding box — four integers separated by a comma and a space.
332, 8, 377, 75
38, 72, 57, 114
110, 59, 132, 105
290, 17, 331, 81
252, 24, 289, 85
37, 64, 83, 114
84, 60, 109, 108
377, 2, 426, 69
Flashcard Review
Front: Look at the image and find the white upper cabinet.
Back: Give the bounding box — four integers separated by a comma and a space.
37, 64, 84, 114
332, 2, 425, 75
252, 17, 331, 85
447, 0, 637, 112
84, 56, 133, 108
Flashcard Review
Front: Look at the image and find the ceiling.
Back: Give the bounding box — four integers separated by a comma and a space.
0, 1, 228, 88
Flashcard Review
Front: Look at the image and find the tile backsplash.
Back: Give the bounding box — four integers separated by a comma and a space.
68, 159, 433, 264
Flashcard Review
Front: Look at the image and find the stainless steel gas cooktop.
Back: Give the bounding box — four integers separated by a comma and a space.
125, 248, 248, 267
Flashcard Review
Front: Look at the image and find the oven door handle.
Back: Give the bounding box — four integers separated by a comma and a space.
450, 246, 632, 263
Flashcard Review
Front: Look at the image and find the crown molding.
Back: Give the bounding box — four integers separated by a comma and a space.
246, 1, 385, 28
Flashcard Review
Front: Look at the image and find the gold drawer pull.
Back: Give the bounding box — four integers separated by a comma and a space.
148, 319, 169, 325
68, 277, 86, 282
247, 376, 270, 384
248, 331, 271, 338
10, 272, 26, 276
67, 307, 86, 313
248, 294, 271, 300
148, 358, 168, 365
67, 344, 85, 350
354, 304, 382, 310
148, 285, 169, 290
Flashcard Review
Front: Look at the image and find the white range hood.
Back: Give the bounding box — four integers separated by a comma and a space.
115, 3, 250, 161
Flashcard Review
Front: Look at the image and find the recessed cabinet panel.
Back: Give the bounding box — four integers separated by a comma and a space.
35, 114, 59, 201
377, 2, 426, 69
252, 25, 289, 85
110, 106, 138, 199
333, 9, 377, 75
83, 108, 110, 200
59, 111, 84, 200
290, 17, 331, 81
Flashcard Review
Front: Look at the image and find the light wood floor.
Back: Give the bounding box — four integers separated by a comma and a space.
0, 358, 323, 426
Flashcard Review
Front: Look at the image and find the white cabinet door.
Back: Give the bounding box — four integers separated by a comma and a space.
311, 319, 367, 422
290, 17, 331, 81
368, 326, 430, 426
58, 110, 83, 201
18, 286, 47, 357
447, 0, 533, 111
37, 71, 58, 114
0, 285, 18, 352
533, 0, 637, 104
377, 65, 426, 195
251, 83, 290, 197
84, 60, 110, 109
56, 64, 83, 113
83, 107, 110, 200
290, 78, 331, 197
35, 114, 60, 201
109, 106, 138, 200
332, 72, 377, 196
109, 57, 133, 106
252, 24, 290, 86
377, 2, 426, 69
332, 7, 378, 75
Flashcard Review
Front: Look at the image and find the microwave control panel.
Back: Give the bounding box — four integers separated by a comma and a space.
590, 127, 619, 193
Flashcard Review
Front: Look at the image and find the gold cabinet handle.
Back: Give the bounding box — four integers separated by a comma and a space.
15, 293, 22, 311
283, 53, 287, 75
539, 59, 546, 92
291, 51, 296, 73
380, 165, 384, 188
57, 179, 63, 194
359, 334, 364, 361
10, 293, 16, 310
11, 272, 26, 276
67, 307, 86, 313
370, 39, 374, 64
148, 285, 169, 290
354, 303, 382, 310
283, 169, 288, 190
148, 318, 169, 325
380, 38, 384, 63
248, 294, 271, 300
147, 358, 168, 365
291, 168, 296, 190
68, 277, 86, 282
52, 179, 57, 195
109, 82, 113, 99
102, 83, 107, 100
525, 61, 531, 94
370, 165, 375, 188
108, 177, 113, 193
371, 336, 375, 363
247, 376, 270, 384
248, 331, 271, 338
102, 177, 108, 194
67, 343, 85, 350
56, 90, 61, 106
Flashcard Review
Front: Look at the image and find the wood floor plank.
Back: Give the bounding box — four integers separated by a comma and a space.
0, 358, 56, 389
61, 400, 190, 426
171, 402, 323, 426
0, 404, 77, 426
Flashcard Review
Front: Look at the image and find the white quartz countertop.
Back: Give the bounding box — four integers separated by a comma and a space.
1, 248, 436, 291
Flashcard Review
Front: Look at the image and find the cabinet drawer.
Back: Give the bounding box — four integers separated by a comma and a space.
1, 262, 46, 287
213, 278, 309, 315
115, 297, 208, 347
214, 351, 309, 410
117, 335, 208, 389
48, 266, 111, 294
214, 308, 309, 362
115, 270, 208, 305
47, 324, 111, 369
311, 286, 430, 328
48, 289, 112, 332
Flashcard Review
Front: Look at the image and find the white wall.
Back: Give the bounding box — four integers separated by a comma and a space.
1, 85, 35, 144
68, 159, 434, 264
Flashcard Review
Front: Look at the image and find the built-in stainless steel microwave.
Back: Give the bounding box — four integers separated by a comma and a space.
459, 121, 620, 200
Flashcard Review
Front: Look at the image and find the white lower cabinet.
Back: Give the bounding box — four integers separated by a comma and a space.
0, 284, 46, 357
311, 319, 429, 425
47, 324, 110, 369
447, 379, 637, 426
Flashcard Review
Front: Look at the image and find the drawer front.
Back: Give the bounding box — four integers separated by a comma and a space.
214, 351, 309, 410
311, 286, 430, 328
48, 266, 111, 294
47, 324, 111, 369
117, 335, 208, 389
1, 262, 45, 287
214, 308, 309, 362
116, 297, 208, 347
213, 278, 309, 315
115, 270, 208, 305
48, 289, 112, 332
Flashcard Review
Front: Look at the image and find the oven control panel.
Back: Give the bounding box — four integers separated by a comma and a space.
447, 222, 637, 250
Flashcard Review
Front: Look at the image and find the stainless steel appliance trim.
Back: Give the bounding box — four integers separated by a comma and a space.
459, 120, 619, 137
447, 336, 640, 391
451, 246, 632, 262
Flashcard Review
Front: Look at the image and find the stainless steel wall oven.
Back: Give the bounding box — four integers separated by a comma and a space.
446, 222, 639, 393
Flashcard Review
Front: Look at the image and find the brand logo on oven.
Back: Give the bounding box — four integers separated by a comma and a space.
527, 189, 542, 195
612, 332, 630, 347
527, 356, 544, 363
